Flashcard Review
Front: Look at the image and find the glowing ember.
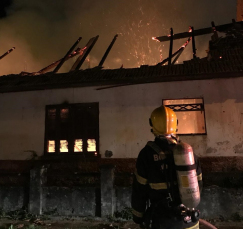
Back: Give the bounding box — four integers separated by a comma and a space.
159, 49, 163, 62
152, 37, 160, 42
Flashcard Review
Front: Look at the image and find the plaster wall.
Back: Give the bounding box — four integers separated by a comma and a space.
0, 76, 243, 159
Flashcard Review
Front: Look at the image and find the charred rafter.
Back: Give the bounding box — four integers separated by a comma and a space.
70, 36, 99, 71
53, 37, 82, 73
0, 47, 15, 60
98, 34, 118, 68
156, 28, 192, 66
154, 20, 243, 42
37, 47, 86, 74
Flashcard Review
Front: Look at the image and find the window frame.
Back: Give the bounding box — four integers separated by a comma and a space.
44, 102, 99, 156
162, 98, 207, 135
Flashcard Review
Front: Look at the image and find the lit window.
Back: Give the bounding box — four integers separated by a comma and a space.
74, 139, 83, 152
48, 140, 55, 153
87, 139, 96, 152
163, 98, 206, 134
60, 140, 68, 152
44, 103, 99, 155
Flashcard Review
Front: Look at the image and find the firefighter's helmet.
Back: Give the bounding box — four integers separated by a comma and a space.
150, 105, 177, 136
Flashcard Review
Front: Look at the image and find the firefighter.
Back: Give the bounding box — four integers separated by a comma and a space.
131, 105, 203, 229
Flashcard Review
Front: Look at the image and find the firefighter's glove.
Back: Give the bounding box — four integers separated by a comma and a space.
173, 204, 187, 220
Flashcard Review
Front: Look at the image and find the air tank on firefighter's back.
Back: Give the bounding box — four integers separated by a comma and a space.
173, 141, 200, 209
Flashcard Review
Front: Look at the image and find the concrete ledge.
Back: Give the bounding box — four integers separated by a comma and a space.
0, 157, 242, 187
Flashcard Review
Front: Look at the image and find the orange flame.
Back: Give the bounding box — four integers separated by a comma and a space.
152, 37, 160, 42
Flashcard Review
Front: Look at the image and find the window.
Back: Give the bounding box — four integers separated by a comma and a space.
163, 98, 206, 135
44, 103, 99, 156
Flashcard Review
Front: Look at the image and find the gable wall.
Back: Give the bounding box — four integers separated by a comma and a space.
0, 76, 242, 160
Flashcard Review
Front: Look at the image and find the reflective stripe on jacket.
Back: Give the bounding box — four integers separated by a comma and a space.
131, 137, 203, 222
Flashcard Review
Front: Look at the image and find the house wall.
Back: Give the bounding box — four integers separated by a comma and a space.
0, 76, 243, 160
0, 163, 242, 218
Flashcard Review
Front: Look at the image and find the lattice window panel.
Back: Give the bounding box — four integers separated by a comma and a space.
165, 103, 204, 112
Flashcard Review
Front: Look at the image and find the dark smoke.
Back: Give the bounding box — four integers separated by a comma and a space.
0, 0, 12, 18
0, 0, 237, 76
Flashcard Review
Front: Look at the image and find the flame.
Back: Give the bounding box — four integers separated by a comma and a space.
152, 37, 160, 42
159, 49, 163, 62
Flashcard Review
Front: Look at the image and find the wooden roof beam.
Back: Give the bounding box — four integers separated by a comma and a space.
153, 20, 243, 42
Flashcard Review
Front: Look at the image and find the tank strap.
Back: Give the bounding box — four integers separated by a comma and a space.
146, 141, 164, 155
146, 141, 175, 207
175, 164, 197, 171
146, 141, 170, 161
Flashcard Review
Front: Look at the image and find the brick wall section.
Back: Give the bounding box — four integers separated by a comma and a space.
0, 157, 242, 187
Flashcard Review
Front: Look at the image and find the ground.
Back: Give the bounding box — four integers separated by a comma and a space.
0, 218, 242, 229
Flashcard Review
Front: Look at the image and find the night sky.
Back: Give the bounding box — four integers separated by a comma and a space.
0, 0, 237, 75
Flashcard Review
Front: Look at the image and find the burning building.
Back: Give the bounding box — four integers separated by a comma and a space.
0, 18, 242, 223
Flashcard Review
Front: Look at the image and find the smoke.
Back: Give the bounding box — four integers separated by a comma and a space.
0, 0, 237, 76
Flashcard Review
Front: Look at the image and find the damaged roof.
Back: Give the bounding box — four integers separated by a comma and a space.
1, 24, 243, 93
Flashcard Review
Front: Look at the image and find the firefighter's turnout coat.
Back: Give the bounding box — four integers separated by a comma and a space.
131, 137, 202, 229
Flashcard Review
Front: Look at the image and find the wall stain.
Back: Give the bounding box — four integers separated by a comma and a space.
206, 147, 217, 154
234, 142, 243, 154
216, 140, 230, 146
